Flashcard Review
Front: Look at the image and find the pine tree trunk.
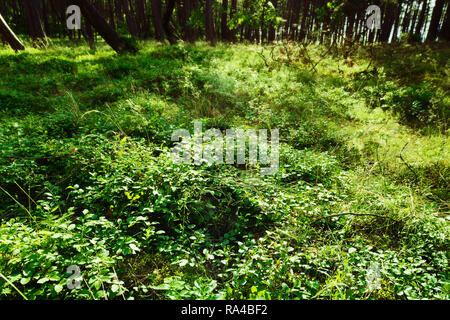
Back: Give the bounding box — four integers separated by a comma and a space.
150, 0, 165, 41
205, 0, 216, 44
298, 0, 309, 41
426, 0, 445, 42
380, 1, 396, 42
409, 6, 419, 34
221, 0, 229, 41
180, 0, 194, 42
22, 0, 46, 42
0, 13, 25, 50
414, 0, 428, 39
121, 0, 138, 37
70, 0, 137, 53
108, 0, 116, 30
289, 0, 301, 40
439, 2, 450, 41
163, 0, 176, 44
391, 1, 403, 42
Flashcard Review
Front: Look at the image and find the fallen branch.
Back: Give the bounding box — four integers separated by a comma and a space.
313, 212, 398, 223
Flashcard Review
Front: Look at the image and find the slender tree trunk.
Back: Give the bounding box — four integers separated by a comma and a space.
221, 0, 229, 41
121, 0, 138, 37
409, 5, 419, 35
150, 0, 165, 41
108, 0, 116, 31
391, 1, 403, 42
82, 19, 95, 50
268, 0, 278, 42
402, 1, 412, 33
205, 0, 216, 44
380, 1, 396, 42
70, 0, 137, 53
298, 0, 308, 41
439, 2, 450, 41
230, 0, 237, 41
426, 0, 445, 42
136, 0, 148, 36
180, 0, 194, 42
22, 0, 46, 42
0, 13, 25, 50
414, 0, 428, 39
163, 0, 176, 44
289, 0, 301, 40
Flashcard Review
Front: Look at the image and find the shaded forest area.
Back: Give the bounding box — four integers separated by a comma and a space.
0, 0, 449, 48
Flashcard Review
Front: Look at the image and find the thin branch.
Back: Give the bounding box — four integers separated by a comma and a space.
399, 142, 418, 180
313, 212, 398, 223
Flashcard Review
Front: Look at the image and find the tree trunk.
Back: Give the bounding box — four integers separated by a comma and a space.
180, 0, 194, 42
439, 2, 450, 41
289, 0, 301, 40
121, 0, 138, 37
108, 0, 116, 31
0, 13, 25, 50
136, 0, 148, 37
22, 0, 46, 42
205, 0, 216, 44
426, 0, 445, 42
221, 0, 229, 41
380, 1, 396, 42
391, 1, 403, 42
150, 0, 165, 41
402, 1, 412, 33
409, 5, 419, 35
163, 0, 177, 44
70, 0, 137, 54
268, 0, 278, 42
298, 0, 308, 41
82, 19, 95, 50
230, 0, 237, 42
414, 0, 427, 39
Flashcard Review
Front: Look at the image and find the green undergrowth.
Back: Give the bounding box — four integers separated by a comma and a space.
0, 40, 448, 300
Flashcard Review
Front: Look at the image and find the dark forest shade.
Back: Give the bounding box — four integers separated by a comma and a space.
22, 0, 45, 41
0, 0, 448, 47
150, 0, 165, 41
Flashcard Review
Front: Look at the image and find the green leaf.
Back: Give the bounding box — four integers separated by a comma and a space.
54, 284, 63, 293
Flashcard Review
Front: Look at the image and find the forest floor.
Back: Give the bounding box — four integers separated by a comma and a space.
0, 40, 448, 299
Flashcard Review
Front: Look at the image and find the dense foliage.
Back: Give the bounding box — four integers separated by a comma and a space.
0, 40, 448, 300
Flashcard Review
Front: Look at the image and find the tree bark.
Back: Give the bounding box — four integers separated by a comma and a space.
298, 0, 308, 41
121, 0, 138, 37
414, 0, 428, 39
426, 0, 445, 42
163, 0, 177, 44
70, 0, 137, 54
391, 0, 403, 42
22, 0, 46, 41
205, 0, 216, 44
439, 2, 450, 41
150, 0, 165, 41
180, 0, 194, 42
230, 0, 237, 42
0, 13, 25, 50
380, 1, 396, 42
221, 0, 229, 41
